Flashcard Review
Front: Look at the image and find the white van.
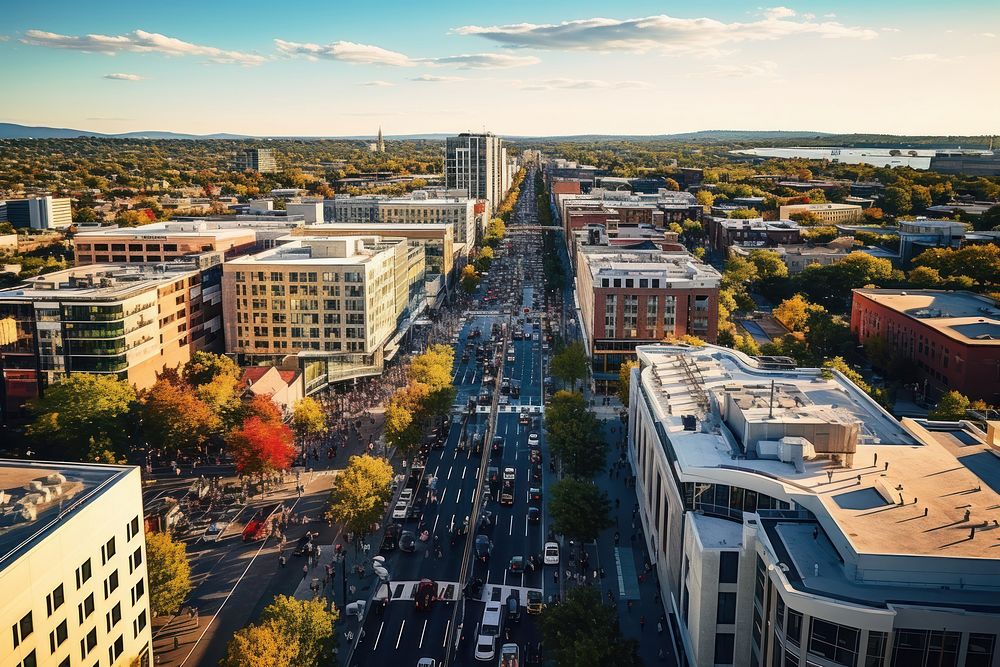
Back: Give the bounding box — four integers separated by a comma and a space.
475, 602, 503, 661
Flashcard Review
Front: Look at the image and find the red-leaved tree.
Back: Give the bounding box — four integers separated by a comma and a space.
226, 417, 296, 480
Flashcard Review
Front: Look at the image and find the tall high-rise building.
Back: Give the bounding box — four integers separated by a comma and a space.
234, 148, 277, 173
0, 460, 153, 667
377, 126, 385, 154
445, 132, 507, 214
2, 196, 73, 230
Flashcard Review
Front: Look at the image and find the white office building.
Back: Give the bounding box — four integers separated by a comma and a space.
445, 132, 509, 215
2, 196, 73, 230
323, 192, 477, 248
1, 461, 153, 667
628, 344, 1000, 667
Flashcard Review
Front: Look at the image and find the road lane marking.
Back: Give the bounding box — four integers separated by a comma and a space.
525, 516, 529, 538
456, 489, 462, 504
373, 621, 384, 650
433, 514, 440, 533
419, 620, 428, 648
443, 620, 450, 647
447, 465, 453, 480
439, 488, 447, 503
462, 466, 467, 480
396, 620, 406, 649
509, 516, 514, 535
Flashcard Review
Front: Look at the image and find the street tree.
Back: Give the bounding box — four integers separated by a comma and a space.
27, 373, 137, 461
292, 397, 327, 441
383, 381, 430, 454
550, 341, 589, 391
327, 454, 394, 536
616, 360, 638, 407
549, 478, 613, 543
226, 417, 296, 479
545, 391, 607, 478
929, 391, 971, 421
234, 394, 285, 427
182, 350, 241, 387
747, 249, 789, 281
540, 586, 639, 667
475, 246, 494, 272
222, 621, 300, 667
773, 294, 826, 332
145, 530, 192, 617
460, 265, 480, 293
408, 345, 456, 417
139, 377, 219, 454
259, 595, 339, 667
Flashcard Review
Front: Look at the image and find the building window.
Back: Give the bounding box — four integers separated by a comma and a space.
108, 634, 125, 664
717, 591, 737, 624
81, 627, 97, 659
76, 559, 92, 589
12, 611, 33, 647
49, 619, 68, 653
17, 650, 36, 667
715, 632, 735, 665
46, 584, 65, 616
133, 610, 148, 639
127, 516, 140, 541
130, 546, 143, 574
808, 617, 859, 666
104, 570, 119, 599
106, 601, 122, 632
78, 592, 95, 624
786, 610, 803, 647
102, 537, 116, 565
966, 633, 996, 667
131, 579, 146, 605
719, 551, 739, 584
891, 629, 960, 667
866, 631, 887, 667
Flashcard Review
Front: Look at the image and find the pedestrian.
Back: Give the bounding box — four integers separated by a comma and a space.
279, 554, 286, 568
173, 637, 180, 651
302, 564, 308, 579
657, 621, 663, 634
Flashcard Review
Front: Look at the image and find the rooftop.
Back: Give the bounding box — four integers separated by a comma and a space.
712, 217, 802, 231
225, 236, 399, 266
75, 217, 299, 239
0, 460, 131, 568
636, 344, 1000, 560
579, 248, 721, 284
854, 289, 1000, 345
0, 260, 209, 300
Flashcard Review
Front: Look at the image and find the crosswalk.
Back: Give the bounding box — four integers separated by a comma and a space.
370, 579, 543, 605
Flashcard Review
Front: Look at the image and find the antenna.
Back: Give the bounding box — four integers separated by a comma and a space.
768, 379, 775, 419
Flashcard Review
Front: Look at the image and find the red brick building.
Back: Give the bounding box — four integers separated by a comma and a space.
576, 246, 721, 391
851, 289, 1000, 403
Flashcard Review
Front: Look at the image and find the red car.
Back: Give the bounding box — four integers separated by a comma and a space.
414, 578, 438, 611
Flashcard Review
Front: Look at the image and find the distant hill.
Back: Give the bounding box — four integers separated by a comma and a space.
0, 123, 454, 141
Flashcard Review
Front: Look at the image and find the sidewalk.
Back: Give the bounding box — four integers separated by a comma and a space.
556, 395, 679, 665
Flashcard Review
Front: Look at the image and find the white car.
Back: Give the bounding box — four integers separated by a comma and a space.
503, 467, 516, 481
544, 542, 560, 565
398, 488, 413, 504
475, 602, 503, 661
392, 501, 409, 520
527, 432, 539, 448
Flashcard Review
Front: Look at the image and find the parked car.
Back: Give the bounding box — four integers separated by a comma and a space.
414, 578, 438, 611
544, 542, 560, 565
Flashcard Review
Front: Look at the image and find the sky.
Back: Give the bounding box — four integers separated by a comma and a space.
0, 0, 997, 137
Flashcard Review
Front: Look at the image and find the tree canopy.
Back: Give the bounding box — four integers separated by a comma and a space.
539, 585, 639, 667
929, 391, 971, 421
292, 397, 327, 441
139, 376, 219, 454
327, 454, 394, 535
226, 417, 296, 478
258, 595, 338, 667
545, 391, 607, 478
550, 341, 589, 391
222, 621, 300, 667
146, 530, 192, 617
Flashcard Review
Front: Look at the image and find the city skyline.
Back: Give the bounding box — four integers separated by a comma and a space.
1, 0, 998, 137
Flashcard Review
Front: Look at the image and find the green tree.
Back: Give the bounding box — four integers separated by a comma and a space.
27, 374, 137, 460
258, 595, 338, 667
616, 360, 638, 407
929, 391, 971, 421
540, 586, 639, 667
183, 351, 242, 387
549, 478, 613, 543
728, 208, 760, 219
881, 185, 912, 216
907, 266, 942, 288
550, 341, 589, 391
327, 454, 394, 535
545, 391, 607, 478
222, 621, 299, 667
146, 530, 192, 617
747, 249, 789, 281
292, 397, 327, 441
475, 246, 494, 272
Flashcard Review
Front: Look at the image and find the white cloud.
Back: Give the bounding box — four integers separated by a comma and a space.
103, 73, 144, 81
21, 29, 266, 65
411, 75, 466, 82
694, 60, 779, 78
274, 39, 414, 66
362, 80, 393, 87
453, 9, 878, 56
891, 52, 964, 64
275, 39, 539, 69
519, 78, 651, 91
423, 53, 539, 69
982, 32, 997, 38
881, 27, 901, 33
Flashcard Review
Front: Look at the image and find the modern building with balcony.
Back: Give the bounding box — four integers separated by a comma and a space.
0, 460, 153, 667
627, 344, 1000, 667
575, 245, 720, 390
221, 236, 425, 393
0, 254, 224, 419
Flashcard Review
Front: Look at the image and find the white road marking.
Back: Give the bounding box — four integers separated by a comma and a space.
509, 515, 514, 536
442, 620, 451, 647
419, 619, 428, 648
396, 620, 406, 649
373, 621, 385, 649
525, 516, 529, 537
433, 514, 440, 533
439, 488, 447, 503
456, 489, 462, 504
462, 465, 467, 480
447, 465, 453, 480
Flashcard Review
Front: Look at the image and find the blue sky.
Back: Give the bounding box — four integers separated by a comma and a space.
1, 0, 997, 136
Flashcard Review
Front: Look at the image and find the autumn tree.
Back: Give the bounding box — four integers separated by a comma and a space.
383, 381, 430, 454
146, 530, 192, 617
460, 265, 480, 293
226, 417, 296, 479
140, 376, 219, 454
327, 454, 394, 536
222, 621, 300, 667
183, 350, 241, 387
773, 294, 826, 332
475, 246, 494, 272
616, 360, 638, 407
27, 374, 137, 461
259, 595, 339, 667
292, 397, 327, 441
929, 391, 971, 421
408, 345, 456, 417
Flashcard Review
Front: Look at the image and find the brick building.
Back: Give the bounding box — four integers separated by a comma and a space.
575, 245, 720, 390
851, 289, 1000, 403
706, 217, 802, 253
